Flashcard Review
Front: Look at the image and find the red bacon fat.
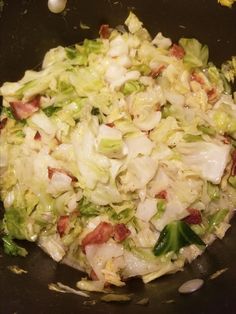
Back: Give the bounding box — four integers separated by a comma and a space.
10, 96, 41, 120
183, 208, 202, 225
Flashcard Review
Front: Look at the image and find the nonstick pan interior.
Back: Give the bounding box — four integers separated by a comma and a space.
0, 1, 236, 313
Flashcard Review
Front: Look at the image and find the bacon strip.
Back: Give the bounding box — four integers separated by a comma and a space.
113, 223, 131, 242
82, 221, 131, 252
155, 190, 168, 200
57, 215, 70, 237
90, 269, 99, 281
169, 44, 185, 59
106, 122, 115, 128
207, 87, 219, 103
10, 96, 41, 120
34, 131, 41, 141
82, 222, 114, 252
190, 72, 205, 85
0, 118, 7, 131
183, 208, 202, 225
222, 135, 231, 145
150, 65, 166, 78
191, 73, 219, 104
47, 167, 78, 182
99, 24, 110, 39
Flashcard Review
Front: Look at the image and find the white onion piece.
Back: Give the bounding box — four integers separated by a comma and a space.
178, 279, 204, 294
48, 0, 67, 14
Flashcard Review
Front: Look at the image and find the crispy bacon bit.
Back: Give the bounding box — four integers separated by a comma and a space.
155, 190, 168, 200
169, 44, 185, 59
82, 222, 114, 252
47, 167, 78, 182
231, 150, 236, 176
222, 135, 231, 145
191, 73, 218, 103
113, 224, 131, 242
99, 24, 110, 39
57, 215, 69, 237
34, 131, 41, 141
0, 117, 7, 131
155, 104, 161, 112
207, 88, 219, 103
104, 282, 111, 289
183, 208, 202, 225
106, 122, 115, 128
90, 269, 99, 281
48, 167, 58, 179
10, 96, 41, 120
70, 210, 80, 218
150, 65, 166, 78
190, 72, 205, 85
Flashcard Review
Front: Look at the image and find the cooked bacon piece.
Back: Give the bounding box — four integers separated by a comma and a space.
150, 65, 166, 78
113, 223, 131, 242
10, 96, 41, 120
191, 73, 219, 104
191, 73, 219, 103
106, 122, 115, 128
90, 269, 99, 281
222, 135, 231, 145
99, 24, 110, 39
0, 117, 7, 131
155, 190, 168, 200
34, 131, 41, 141
48, 167, 55, 179
190, 72, 205, 85
169, 44, 185, 59
183, 208, 202, 225
82, 222, 114, 252
231, 150, 236, 176
57, 215, 69, 237
70, 210, 80, 218
207, 88, 219, 103
104, 282, 111, 288
47, 167, 78, 182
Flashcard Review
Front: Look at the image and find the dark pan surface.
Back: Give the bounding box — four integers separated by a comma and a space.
0, 1, 236, 313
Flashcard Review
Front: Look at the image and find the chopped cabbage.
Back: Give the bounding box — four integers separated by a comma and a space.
179, 38, 209, 69
177, 142, 230, 184
0, 12, 235, 291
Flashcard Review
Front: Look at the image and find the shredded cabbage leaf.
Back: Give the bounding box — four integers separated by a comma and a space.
0, 12, 235, 291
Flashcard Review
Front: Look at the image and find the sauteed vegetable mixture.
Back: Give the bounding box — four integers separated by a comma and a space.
0, 13, 236, 291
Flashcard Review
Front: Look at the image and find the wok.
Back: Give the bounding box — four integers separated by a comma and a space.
0, 1, 236, 313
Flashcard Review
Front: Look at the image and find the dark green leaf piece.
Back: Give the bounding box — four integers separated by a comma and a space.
153, 220, 205, 256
